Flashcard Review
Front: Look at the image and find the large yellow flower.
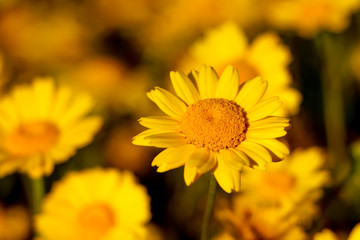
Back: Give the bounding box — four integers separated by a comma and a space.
179, 21, 302, 116
0, 77, 102, 178
36, 168, 151, 240
133, 64, 290, 193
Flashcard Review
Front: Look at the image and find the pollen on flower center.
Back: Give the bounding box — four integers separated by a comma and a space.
180, 98, 248, 152
78, 203, 115, 237
2, 121, 60, 157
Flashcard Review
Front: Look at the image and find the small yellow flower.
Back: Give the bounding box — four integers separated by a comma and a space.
314, 223, 360, 240
180, 21, 302, 116
264, 0, 360, 37
214, 194, 307, 240
0, 77, 102, 178
36, 168, 152, 240
133, 64, 289, 193
241, 147, 330, 212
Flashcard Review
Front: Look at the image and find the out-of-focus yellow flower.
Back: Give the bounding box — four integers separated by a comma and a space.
0, 204, 30, 240
0, 5, 87, 67
0, 78, 102, 178
180, 21, 302, 116
214, 194, 307, 240
140, 0, 263, 60
36, 168, 152, 240
264, 0, 360, 37
314, 223, 360, 240
241, 147, 329, 213
59, 56, 152, 115
83, 0, 156, 30
133, 64, 289, 193
104, 125, 153, 176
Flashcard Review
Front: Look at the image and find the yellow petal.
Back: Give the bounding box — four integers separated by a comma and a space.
197, 65, 218, 99
138, 116, 180, 130
147, 87, 187, 119
33, 78, 55, 118
349, 223, 360, 240
184, 161, 200, 186
249, 139, 289, 159
197, 151, 217, 174
187, 148, 210, 168
132, 129, 178, 146
235, 77, 267, 111
144, 132, 186, 148
246, 127, 287, 138
214, 159, 241, 193
215, 65, 239, 99
250, 116, 289, 129
217, 149, 248, 170
170, 71, 200, 105
236, 141, 272, 169
246, 97, 282, 121
152, 144, 196, 167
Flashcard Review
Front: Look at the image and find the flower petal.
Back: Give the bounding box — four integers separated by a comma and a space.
217, 149, 248, 170
214, 159, 241, 193
152, 144, 196, 167
187, 148, 210, 168
132, 130, 184, 147
246, 97, 282, 121
236, 141, 272, 169
246, 127, 287, 138
197, 65, 218, 99
249, 116, 289, 129
235, 77, 268, 111
249, 139, 289, 159
170, 71, 200, 105
215, 65, 239, 99
197, 151, 217, 174
184, 161, 200, 186
147, 87, 187, 119
138, 116, 180, 130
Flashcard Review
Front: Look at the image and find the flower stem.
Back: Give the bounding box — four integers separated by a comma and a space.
30, 177, 45, 215
201, 173, 217, 240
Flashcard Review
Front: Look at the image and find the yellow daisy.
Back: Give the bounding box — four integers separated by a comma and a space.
35, 168, 151, 240
214, 194, 307, 240
133, 64, 290, 193
314, 223, 360, 240
241, 147, 330, 210
179, 21, 302, 116
0, 77, 102, 178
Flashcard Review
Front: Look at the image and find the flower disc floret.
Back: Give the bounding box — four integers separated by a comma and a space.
180, 98, 248, 151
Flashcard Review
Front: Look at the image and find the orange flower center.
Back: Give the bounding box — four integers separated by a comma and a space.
78, 203, 115, 239
180, 98, 248, 152
2, 121, 59, 157
263, 171, 296, 197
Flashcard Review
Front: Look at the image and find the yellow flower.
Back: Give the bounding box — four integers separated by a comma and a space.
0, 77, 102, 178
241, 147, 330, 215
36, 168, 151, 240
314, 223, 360, 240
0, 204, 30, 240
264, 0, 360, 37
180, 21, 302, 116
214, 194, 307, 240
133, 64, 289, 193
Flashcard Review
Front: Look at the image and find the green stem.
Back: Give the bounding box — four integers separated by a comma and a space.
316, 33, 350, 184
201, 173, 217, 240
30, 177, 45, 215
